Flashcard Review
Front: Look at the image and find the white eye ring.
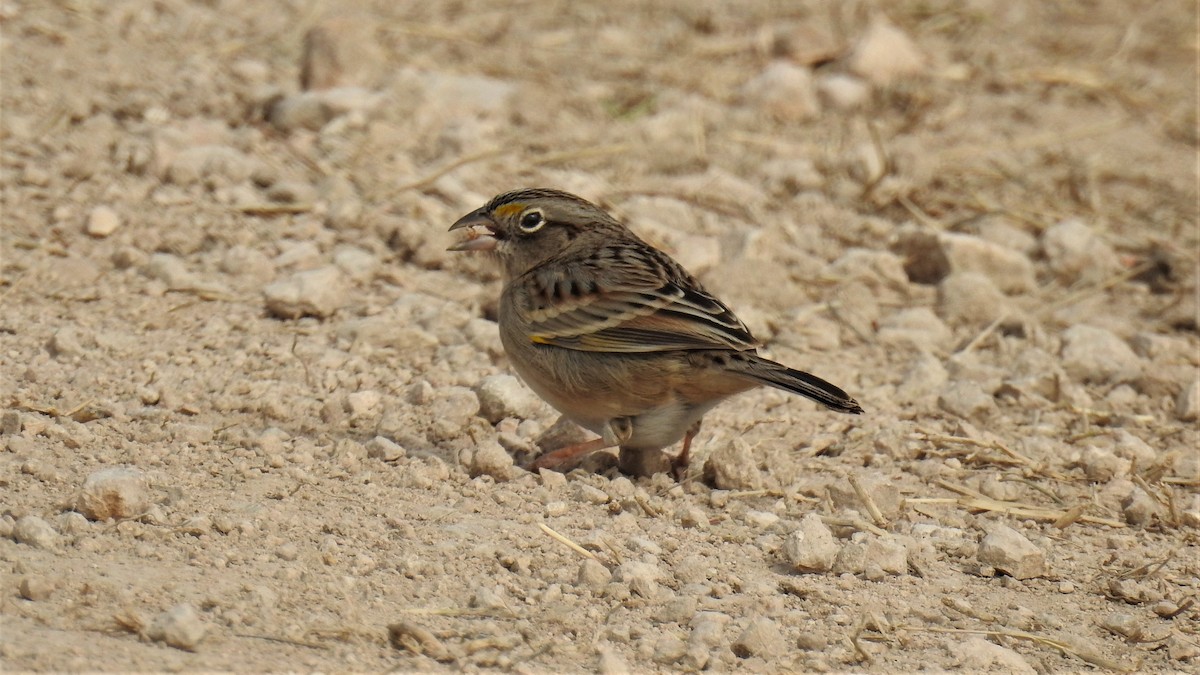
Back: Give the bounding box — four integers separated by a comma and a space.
519, 209, 546, 233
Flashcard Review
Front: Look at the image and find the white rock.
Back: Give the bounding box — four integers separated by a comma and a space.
865, 535, 909, 575
703, 437, 762, 490
268, 87, 384, 132
365, 436, 405, 462
685, 612, 730, 670
18, 575, 56, 601
1175, 379, 1200, 422
577, 558, 612, 591
85, 205, 121, 237
332, 246, 379, 282
146, 603, 208, 651
955, 636, 1036, 674
76, 467, 152, 521
469, 440, 517, 480
145, 253, 197, 289
417, 71, 516, 117
263, 266, 348, 319
474, 374, 545, 424
219, 245, 275, 282
614, 560, 660, 598
732, 617, 786, 659
166, 144, 258, 185
896, 352, 949, 400
977, 524, 1045, 580
783, 513, 838, 573
13, 516, 58, 549
1080, 447, 1128, 482
938, 380, 997, 420
937, 272, 1013, 327
1122, 487, 1161, 526
301, 14, 385, 91
742, 60, 819, 121
816, 73, 870, 110
1041, 220, 1121, 284
1061, 325, 1142, 384
878, 307, 954, 353
938, 231, 1037, 293
346, 390, 381, 416
48, 326, 90, 358
849, 17, 927, 85
597, 644, 629, 675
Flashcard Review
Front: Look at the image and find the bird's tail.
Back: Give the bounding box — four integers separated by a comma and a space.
737, 353, 864, 414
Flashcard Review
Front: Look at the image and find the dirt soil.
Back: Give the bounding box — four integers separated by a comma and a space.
2, 1, 1198, 672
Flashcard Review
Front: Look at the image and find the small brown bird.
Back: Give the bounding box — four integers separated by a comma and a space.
449, 188, 862, 476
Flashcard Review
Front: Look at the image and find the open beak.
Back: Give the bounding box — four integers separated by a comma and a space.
447, 208, 499, 252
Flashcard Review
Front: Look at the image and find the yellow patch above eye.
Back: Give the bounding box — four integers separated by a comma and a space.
530, 334, 550, 345
494, 203, 525, 219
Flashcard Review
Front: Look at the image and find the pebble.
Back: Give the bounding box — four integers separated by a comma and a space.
468, 440, 517, 480
833, 541, 867, 574
1101, 613, 1143, 640
1060, 325, 1142, 384
263, 266, 348, 319
977, 524, 1045, 580
937, 272, 1013, 327
1041, 219, 1121, 284
614, 561, 660, 598
362, 432, 405, 458
653, 637, 688, 664
577, 558, 613, 591
75, 467, 152, 521
597, 644, 629, 675
388, 621, 453, 661
416, 71, 516, 118
816, 73, 870, 110
1122, 487, 1161, 526
848, 17, 927, 85
937, 380, 997, 421
13, 515, 59, 549
896, 352, 949, 400
955, 636, 1035, 674
332, 246, 379, 282
146, 603, 208, 651
268, 87, 383, 132
19, 575, 56, 601
828, 475, 901, 520
576, 484, 610, 505
743, 510, 780, 529
301, 14, 385, 91
48, 326, 90, 358
219, 246, 275, 282
877, 308, 954, 353
731, 617, 786, 659
939, 232, 1037, 293
474, 374, 546, 424
1079, 447, 1127, 482
1176, 379, 1200, 422
783, 513, 838, 573
865, 535, 909, 576
703, 437, 762, 490
166, 144, 258, 186
85, 205, 121, 238
741, 60, 819, 121
1168, 634, 1200, 661
678, 506, 708, 529
684, 612, 730, 670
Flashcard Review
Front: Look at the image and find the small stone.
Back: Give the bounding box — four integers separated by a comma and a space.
268, 88, 384, 132
614, 561, 660, 598
166, 144, 258, 186
828, 476, 902, 520
878, 309, 954, 354
1152, 600, 1180, 618
678, 506, 708, 529
263, 266, 348, 319
938, 232, 1037, 294
578, 558, 612, 591
742, 60, 819, 121
301, 14, 385, 91
48, 326, 90, 358
1041, 219, 1121, 284
743, 510, 780, 529
469, 585, 509, 611
19, 575, 56, 601
1122, 488, 1161, 526
848, 17, 927, 85
1101, 613, 1143, 640
1058, 581, 1075, 594
938, 380, 997, 421
538, 467, 567, 488
346, 390, 381, 417
1080, 447, 1128, 482
146, 603, 208, 651
864, 535, 908, 575
685, 612, 730, 670
796, 633, 828, 651
816, 73, 870, 110
703, 437, 762, 490
576, 484, 611, 505
597, 644, 629, 675
832, 541, 868, 575
13, 516, 58, 549
783, 513, 838, 573
653, 637, 688, 664
474, 374, 545, 424
937, 272, 1013, 327
332, 246, 378, 282
85, 205, 121, 237
1175, 379, 1200, 422
545, 501, 569, 517
977, 524, 1045, 580
388, 621, 453, 661
732, 617, 786, 659
1061, 325, 1142, 385
955, 636, 1036, 674
1168, 634, 1200, 661
469, 441, 517, 480
75, 467, 152, 521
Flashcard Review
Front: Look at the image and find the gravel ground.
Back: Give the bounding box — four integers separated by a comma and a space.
1, 1, 1197, 672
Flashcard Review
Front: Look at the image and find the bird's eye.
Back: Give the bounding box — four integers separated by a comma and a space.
519, 209, 545, 233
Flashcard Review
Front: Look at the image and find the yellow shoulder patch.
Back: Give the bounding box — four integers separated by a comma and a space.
530, 334, 550, 345
494, 203, 525, 219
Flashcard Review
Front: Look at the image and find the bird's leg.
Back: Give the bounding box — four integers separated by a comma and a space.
671, 420, 703, 481
526, 417, 633, 473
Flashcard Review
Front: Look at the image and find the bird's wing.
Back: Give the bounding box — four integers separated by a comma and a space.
511, 245, 760, 353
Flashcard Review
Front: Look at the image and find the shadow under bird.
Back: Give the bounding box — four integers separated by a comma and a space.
449, 188, 863, 477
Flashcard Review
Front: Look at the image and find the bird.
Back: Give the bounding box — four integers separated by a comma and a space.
448, 188, 863, 476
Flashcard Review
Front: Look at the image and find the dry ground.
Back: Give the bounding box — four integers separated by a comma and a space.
1, 1, 1198, 672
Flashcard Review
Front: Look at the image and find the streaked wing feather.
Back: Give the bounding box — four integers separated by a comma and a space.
517, 254, 759, 352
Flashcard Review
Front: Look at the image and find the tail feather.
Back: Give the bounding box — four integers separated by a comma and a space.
740, 354, 864, 414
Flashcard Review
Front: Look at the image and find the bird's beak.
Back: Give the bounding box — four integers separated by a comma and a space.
447, 208, 499, 252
